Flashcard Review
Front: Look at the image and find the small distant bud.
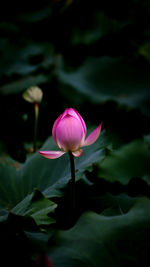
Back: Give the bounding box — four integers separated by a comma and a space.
22, 86, 43, 104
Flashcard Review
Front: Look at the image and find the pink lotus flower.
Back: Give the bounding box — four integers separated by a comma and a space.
39, 108, 102, 159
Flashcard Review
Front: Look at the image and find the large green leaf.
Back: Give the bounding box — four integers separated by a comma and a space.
0, 39, 54, 95
11, 189, 57, 225
87, 193, 137, 216
0, 130, 115, 209
0, 74, 48, 95
98, 136, 150, 184
48, 197, 150, 267
24, 229, 54, 251
71, 12, 112, 46
0, 40, 53, 76
57, 56, 150, 113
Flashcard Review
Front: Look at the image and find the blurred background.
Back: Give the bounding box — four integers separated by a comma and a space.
0, 0, 150, 161
1, 2, 150, 266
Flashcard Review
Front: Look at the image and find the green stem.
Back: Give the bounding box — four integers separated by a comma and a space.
68, 151, 76, 216
33, 103, 39, 152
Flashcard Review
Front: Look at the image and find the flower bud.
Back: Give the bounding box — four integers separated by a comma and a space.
39, 108, 102, 159
22, 86, 43, 104
52, 108, 86, 152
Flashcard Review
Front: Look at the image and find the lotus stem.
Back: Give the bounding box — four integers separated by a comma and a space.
68, 151, 76, 221
33, 103, 39, 152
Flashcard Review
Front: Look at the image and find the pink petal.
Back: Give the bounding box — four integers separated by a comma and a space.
82, 123, 102, 147
39, 150, 65, 159
72, 149, 83, 157
72, 109, 87, 137
52, 114, 62, 144
62, 108, 86, 137
61, 108, 78, 119
56, 115, 84, 152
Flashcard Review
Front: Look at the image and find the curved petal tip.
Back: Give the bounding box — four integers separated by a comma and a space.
39, 150, 65, 159
72, 149, 83, 157
83, 123, 102, 147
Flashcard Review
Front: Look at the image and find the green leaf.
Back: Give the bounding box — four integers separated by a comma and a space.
98, 136, 150, 184
0, 130, 115, 209
11, 189, 57, 225
0, 208, 9, 222
71, 12, 111, 46
19, 130, 115, 200
19, 7, 52, 23
58, 56, 150, 114
24, 229, 54, 251
139, 42, 150, 62
48, 197, 150, 267
0, 40, 54, 78
88, 193, 137, 216
0, 74, 48, 95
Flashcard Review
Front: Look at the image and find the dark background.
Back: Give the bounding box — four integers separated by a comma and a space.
0, 0, 150, 161
1, 1, 150, 266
